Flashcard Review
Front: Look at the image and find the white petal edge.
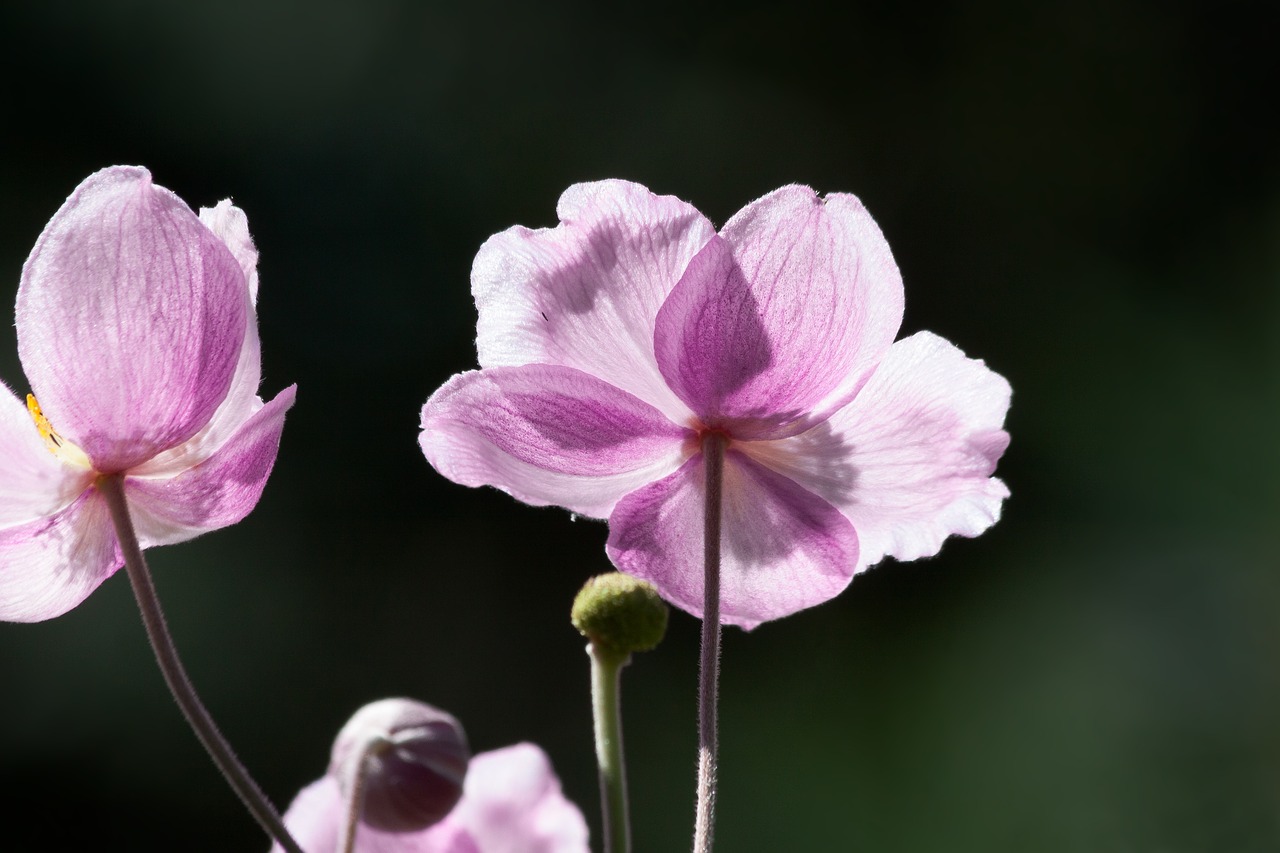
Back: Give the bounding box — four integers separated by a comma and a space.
472, 179, 714, 422
0, 491, 121, 623
745, 330, 1011, 570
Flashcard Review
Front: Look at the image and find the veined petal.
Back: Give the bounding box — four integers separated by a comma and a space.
472, 180, 714, 421
607, 449, 859, 629
657, 186, 902, 436
0, 382, 93, 527
0, 491, 121, 623
126, 385, 296, 547
653, 235, 771, 430
132, 201, 266, 477
16, 166, 249, 473
421, 365, 688, 518
746, 331, 1010, 570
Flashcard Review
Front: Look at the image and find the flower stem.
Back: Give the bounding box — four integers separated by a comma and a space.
338, 735, 386, 853
97, 474, 303, 853
589, 643, 631, 853
694, 433, 726, 853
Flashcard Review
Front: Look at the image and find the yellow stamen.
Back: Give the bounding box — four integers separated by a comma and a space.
27, 394, 93, 469
27, 394, 57, 445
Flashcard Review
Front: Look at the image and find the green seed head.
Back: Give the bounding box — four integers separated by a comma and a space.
571, 572, 669, 656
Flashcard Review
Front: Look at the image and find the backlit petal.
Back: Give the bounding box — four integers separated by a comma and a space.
274, 777, 344, 853
607, 449, 859, 628
200, 199, 260, 303
16, 166, 248, 473
0, 382, 93, 527
473, 180, 713, 421
126, 385, 295, 547
445, 744, 589, 853
657, 186, 902, 436
131, 201, 266, 477
746, 331, 1010, 570
421, 365, 688, 518
0, 491, 121, 623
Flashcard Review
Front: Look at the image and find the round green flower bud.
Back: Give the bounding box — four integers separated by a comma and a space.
571, 572, 668, 656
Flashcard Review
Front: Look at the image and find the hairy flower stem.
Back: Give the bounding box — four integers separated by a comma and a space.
589, 643, 632, 853
98, 474, 303, 853
338, 736, 384, 853
693, 433, 726, 853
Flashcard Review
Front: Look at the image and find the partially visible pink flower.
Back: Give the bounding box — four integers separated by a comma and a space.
328, 698, 472, 834
0, 166, 296, 621
278, 745, 589, 853
420, 181, 1010, 628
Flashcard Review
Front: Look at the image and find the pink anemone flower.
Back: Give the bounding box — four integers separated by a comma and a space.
420, 181, 1010, 628
276, 728, 589, 853
0, 166, 296, 621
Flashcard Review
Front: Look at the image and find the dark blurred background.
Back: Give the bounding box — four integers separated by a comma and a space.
1, 1, 1277, 850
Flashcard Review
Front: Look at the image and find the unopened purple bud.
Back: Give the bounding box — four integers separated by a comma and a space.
329, 698, 470, 833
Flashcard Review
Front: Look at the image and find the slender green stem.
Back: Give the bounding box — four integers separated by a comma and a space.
589, 643, 631, 853
693, 434, 726, 853
98, 474, 303, 853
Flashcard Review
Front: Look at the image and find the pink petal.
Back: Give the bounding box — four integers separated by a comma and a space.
273, 745, 587, 853
746, 331, 1010, 570
0, 490, 121, 623
131, 201, 267, 478
275, 779, 476, 853
656, 186, 903, 437
0, 382, 93, 527
652, 235, 767, 428
16, 166, 249, 473
607, 449, 860, 628
274, 776, 345, 853
125, 385, 296, 547
200, 199, 260, 303
472, 180, 714, 422
275, 777, 467, 853
443, 743, 589, 853
421, 365, 689, 518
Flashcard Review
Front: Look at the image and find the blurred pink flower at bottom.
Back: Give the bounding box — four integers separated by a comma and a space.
274, 743, 589, 853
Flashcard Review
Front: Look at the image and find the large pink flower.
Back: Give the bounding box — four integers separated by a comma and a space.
0, 166, 296, 621
420, 182, 1010, 628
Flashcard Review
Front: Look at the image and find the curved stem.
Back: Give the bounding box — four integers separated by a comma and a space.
693, 433, 726, 853
98, 474, 303, 853
339, 736, 386, 853
589, 643, 631, 853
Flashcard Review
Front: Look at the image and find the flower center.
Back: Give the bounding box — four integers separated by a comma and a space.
697, 425, 733, 442
27, 394, 93, 470
685, 423, 734, 459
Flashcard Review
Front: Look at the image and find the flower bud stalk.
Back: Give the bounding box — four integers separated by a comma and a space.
573, 572, 669, 853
